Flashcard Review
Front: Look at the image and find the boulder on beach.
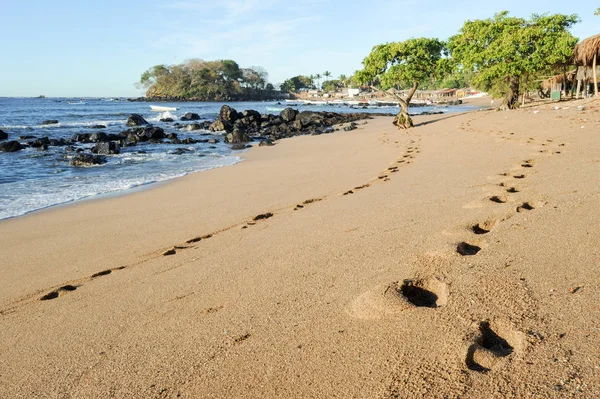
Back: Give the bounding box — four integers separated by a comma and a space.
259, 139, 275, 147
29, 137, 51, 148
70, 153, 106, 167
160, 118, 174, 123
181, 112, 200, 121
184, 123, 210, 132
209, 118, 231, 132
0, 140, 23, 152
90, 132, 109, 142
41, 120, 59, 125
0, 130, 8, 141
219, 105, 240, 123
224, 129, 252, 144
280, 108, 298, 122
91, 142, 120, 155
126, 114, 149, 127
143, 127, 165, 140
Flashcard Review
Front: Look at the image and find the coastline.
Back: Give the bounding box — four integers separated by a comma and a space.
2, 101, 599, 397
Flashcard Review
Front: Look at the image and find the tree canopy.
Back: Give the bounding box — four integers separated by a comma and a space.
355, 37, 449, 128
139, 59, 272, 100
280, 75, 315, 92
448, 12, 579, 108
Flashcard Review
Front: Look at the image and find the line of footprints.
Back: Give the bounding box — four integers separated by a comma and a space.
29, 139, 422, 307
349, 148, 563, 374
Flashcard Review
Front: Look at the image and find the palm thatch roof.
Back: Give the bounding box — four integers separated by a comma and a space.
573, 34, 600, 66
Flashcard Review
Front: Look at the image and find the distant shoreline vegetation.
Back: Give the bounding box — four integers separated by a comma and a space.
137, 59, 283, 102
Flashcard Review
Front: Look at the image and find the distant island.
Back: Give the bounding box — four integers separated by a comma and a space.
136, 59, 283, 102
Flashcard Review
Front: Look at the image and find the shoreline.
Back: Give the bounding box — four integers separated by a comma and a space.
0, 103, 486, 222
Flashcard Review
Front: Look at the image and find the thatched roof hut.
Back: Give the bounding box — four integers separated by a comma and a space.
573, 34, 600, 96
573, 34, 600, 66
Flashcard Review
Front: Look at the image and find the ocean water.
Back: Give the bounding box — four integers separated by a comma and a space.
0, 97, 475, 220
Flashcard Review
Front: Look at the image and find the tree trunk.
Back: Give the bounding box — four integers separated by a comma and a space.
503, 77, 520, 109
393, 81, 418, 129
594, 54, 598, 97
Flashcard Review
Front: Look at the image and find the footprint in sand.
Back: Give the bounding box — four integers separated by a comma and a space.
465, 320, 524, 372
489, 195, 508, 204
348, 278, 449, 319
513, 174, 526, 179
40, 285, 78, 301
506, 187, 519, 193
343, 190, 354, 196
457, 242, 482, 256
186, 234, 212, 244
521, 160, 535, 168
253, 212, 274, 221
516, 200, 545, 213
472, 219, 500, 235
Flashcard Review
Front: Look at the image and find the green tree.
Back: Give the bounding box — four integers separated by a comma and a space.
448, 12, 579, 109
355, 37, 448, 128
595, 8, 600, 16
339, 74, 348, 87
280, 75, 314, 92
322, 79, 342, 92
315, 74, 322, 90
323, 71, 332, 82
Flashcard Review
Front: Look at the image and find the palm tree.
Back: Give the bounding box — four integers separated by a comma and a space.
339, 74, 347, 88
309, 74, 315, 89
315, 74, 322, 90
323, 71, 332, 86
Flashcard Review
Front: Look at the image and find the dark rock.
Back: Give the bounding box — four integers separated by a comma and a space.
70, 153, 106, 166
91, 142, 120, 155
19, 135, 36, 140
167, 133, 178, 140
230, 143, 247, 150
49, 138, 71, 146
280, 107, 298, 122
181, 112, 200, 121
126, 114, 149, 127
224, 129, 252, 143
30, 137, 51, 148
290, 120, 303, 131
220, 105, 241, 123
209, 118, 231, 132
91, 124, 106, 129
160, 118, 174, 123
184, 123, 205, 132
0, 140, 23, 152
0, 130, 8, 141
343, 122, 358, 132
171, 148, 193, 155
142, 127, 165, 140
41, 120, 59, 125
243, 109, 261, 121
90, 132, 109, 142
208, 138, 218, 144
259, 139, 275, 147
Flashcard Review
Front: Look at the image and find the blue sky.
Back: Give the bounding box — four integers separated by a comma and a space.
0, 0, 598, 97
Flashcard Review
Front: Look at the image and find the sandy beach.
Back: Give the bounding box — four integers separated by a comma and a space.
1, 99, 600, 398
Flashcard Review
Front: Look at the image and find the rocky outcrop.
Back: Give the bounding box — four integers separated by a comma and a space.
126, 114, 149, 127
181, 112, 200, 121
280, 107, 297, 122
0, 130, 8, 141
184, 122, 211, 131
0, 140, 23, 152
91, 142, 120, 155
224, 129, 251, 143
209, 118, 231, 132
70, 153, 106, 166
219, 105, 240, 123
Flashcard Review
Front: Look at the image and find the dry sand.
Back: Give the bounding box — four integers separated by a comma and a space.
1, 100, 600, 398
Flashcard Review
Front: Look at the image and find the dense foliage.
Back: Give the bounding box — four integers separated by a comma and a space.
448, 12, 579, 108
355, 37, 449, 128
139, 59, 273, 100
279, 75, 315, 92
